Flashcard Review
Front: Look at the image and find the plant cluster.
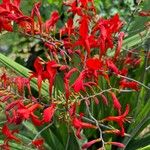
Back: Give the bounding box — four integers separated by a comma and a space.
0, 0, 150, 150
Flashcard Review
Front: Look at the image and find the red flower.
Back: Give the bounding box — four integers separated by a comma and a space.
43, 103, 56, 123
64, 68, 78, 99
69, 102, 76, 117
110, 92, 121, 114
74, 15, 93, 56
123, 50, 141, 67
105, 142, 125, 148
79, 0, 89, 8
45, 11, 59, 33
15, 16, 34, 33
5, 100, 24, 124
102, 104, 130, 136
30, 113, 43, 126
30, 57, 44, 93
119, 68, 128, 76
72, 113, 97, 139
0, 95, 11, 102
86, 58, 102, 70
31, 2, 42, 32
92, 14, 123, 57
72, 70, 97, 93
0, 73, 8, 88
30, 59, 58, 97
13, 0, 21, 8
14, 76, 31, 95
114, 32, 125, 59
0, 17, 13, 32
106, 59, 119, 74
0, 142, 10, 150
139, 11, 150, 17
17, 103, 41, 120
44, 60, 58, 96
120, 79, 139, 91
109, 13, 123, 33
100, 94, 108, 105
64, 0, 82, 16
32, 138, 44, 150
60, 18, 74, 38
82, 138, 101, 149
79, 15, 89, 39
2, 124, 20, 142
72, 71, 86, 93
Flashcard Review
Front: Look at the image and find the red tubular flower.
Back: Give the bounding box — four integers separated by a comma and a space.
30, 113, 43, 126
14, 76, 31, 95
102, 104, 130, 136
114, 32, 125, 59
5, 100, 24, 124
0, 73, 8, 88
139, 11, 150, 17
2, 124, 20, 142
123, 50, 141, 67
1, 95, 12, 102
72, 113, 97, 139
105, 142, 125, 148
104, 129, 130, 137
100, 94, 108, 105
0, 4, 12, 32
86, 58, 102, 71
31, 2, 42, 32
109, 13, 123, 33
93, 97, 99, 105
82, 138, 101, 149
110, 92, 121, 114
32, 138, 44, 150
0, 0, 27, 32
45, 11, 59, 33
80, 0, 89, 8
13, 0, 21, 8
72, 70, 97, 93
80, 15, 91, 55
69, 102, 77, 117
120, 79, 139, 91
64, 68, 78, 100
0, 142, 10, 150
119, 68, 128, 76
98, 25, 108, 56
74, 15, 92, 56
134, 58, 141, 66
44, 60, 58, 97
60, 18, 74, 39
43, 103, 56, 123
79, 15, 88, 39
0, 17, 13, 32
15, 16, 34, 33
72, 71, 86, 93
30, 57, 44, 93
92, 13, 123, 57
64, 0, 82, 16
17, 103, 41, 120
106, 59, 119, 74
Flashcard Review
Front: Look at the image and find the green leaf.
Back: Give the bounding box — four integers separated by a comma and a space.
126, 134, 150, 150
0, 140, 35, 150
138, 145, 150, 150
123, 30, 150, 49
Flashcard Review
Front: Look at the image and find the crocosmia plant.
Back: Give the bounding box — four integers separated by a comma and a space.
0, 0, 150, 150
